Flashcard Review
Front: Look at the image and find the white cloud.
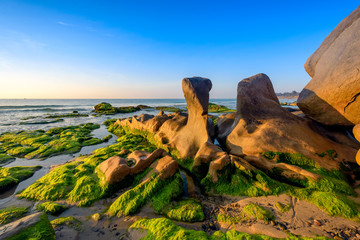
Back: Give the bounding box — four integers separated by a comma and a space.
57, 21, 73, 26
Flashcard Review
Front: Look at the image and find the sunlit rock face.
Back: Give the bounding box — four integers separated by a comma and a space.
223, 73, 358, 169
298, 6, 360, 126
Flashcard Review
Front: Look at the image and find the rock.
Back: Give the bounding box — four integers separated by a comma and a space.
353, 124, 360, 141
223, 73, 358, 169
0, 212, 44, 239
98, 148, 168, 185
353, 125, 360, 165
298, 6, 360, 126
98, 156, 130, 185
193, 142, 230, 179
171, 77, 214, 158
153, 155, 179, 180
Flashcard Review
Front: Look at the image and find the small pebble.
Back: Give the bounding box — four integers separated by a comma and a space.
314, 220, 322, 226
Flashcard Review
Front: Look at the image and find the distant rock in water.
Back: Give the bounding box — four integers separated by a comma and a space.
298, 6, 360, 126
219, 73, 358, 169
276, 91, 299, 99
93, 102, 150, 115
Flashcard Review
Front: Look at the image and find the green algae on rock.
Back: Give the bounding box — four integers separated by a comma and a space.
0, 207, 28, 225
0, 166, 41, 193
0, 123, 106, 159
163, 199, 205, 222
130, 218, 329, 240
19, 130, 157, 206
93, 102, 150, 115
50, 216, 82, 231
44, 113, 89, 118
0, 154, 15, 165
36, 202, 68, 215
6, 214, 55, 240
108, 173, 183, 217
208, 103, 235, 113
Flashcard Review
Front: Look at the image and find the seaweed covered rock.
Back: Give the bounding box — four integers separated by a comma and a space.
0, 212, 55, 239
222, 73, 358, 169
93, 102, 148, 115
298, 6, 360, 126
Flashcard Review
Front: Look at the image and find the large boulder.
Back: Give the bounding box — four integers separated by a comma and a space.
223, 73, 358, 169
298, 6, 360, 126
171, 77, 214, 158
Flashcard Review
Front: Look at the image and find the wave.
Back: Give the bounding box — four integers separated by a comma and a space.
0, 107, 90, 113
0, 105, 68, 110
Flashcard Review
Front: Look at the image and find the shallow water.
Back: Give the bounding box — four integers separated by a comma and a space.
0, 125, 118, 206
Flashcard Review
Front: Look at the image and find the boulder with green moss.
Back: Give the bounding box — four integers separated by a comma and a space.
0, 123, 106, 159
0, 212, 55, 240
37, 202, 67, 215
0, 166, 41, 193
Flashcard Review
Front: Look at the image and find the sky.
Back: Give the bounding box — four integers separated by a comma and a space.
0, 1, 358, 99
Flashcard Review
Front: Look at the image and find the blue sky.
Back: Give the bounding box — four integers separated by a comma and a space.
0, 1, 358, 98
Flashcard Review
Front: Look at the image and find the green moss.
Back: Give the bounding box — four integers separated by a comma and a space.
82, 138, 103, 146
178, 158, 194, 172
208, 103, 236, 113
0, 123, 103, 160
0, 154, 15, 164
108, 174, 164, 216
19, 128, 157, 206
151, 173, 183, 213
102, 134, 113, 142
216, 213, 241, 224
130, 218, 329, 240
275, 202, 291, 213
37, 202, 67, 215
201, 163, 290, 197
242, 203, 274, 223
154, 106, 184, 112
7, 146, 36, 157
164, 199, 205, 222
129, 217, 209, 240
7, 214, 56, 240
50, 216, 82, 231
0, 166, 41, 192
0, 207, 28, 225
262, 151, 318, 168
93, 102, 143, 115
209, 230, 330, 240
291, 189, 360, 219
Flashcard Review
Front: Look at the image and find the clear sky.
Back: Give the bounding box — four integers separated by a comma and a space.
0, 1, 358, 99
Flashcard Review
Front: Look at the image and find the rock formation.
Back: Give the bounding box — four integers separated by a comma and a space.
297, 6, 360, 126
221, 73, 358, 169
353, 124, 360, 165
171, 77, 214, 158
98, 148, 171, 185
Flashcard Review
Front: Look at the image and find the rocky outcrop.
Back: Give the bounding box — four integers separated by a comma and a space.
298, 6, 360, 126
171, 77, 214, 158
222, 73, 358, 169
98, 148, 168, 185
0, 212, 44, 239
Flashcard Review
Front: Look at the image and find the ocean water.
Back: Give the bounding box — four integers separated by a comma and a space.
0, 98, 298, 134
0, 99, 238, 133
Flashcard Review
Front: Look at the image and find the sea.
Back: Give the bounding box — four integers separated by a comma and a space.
0, 98, 297, 134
